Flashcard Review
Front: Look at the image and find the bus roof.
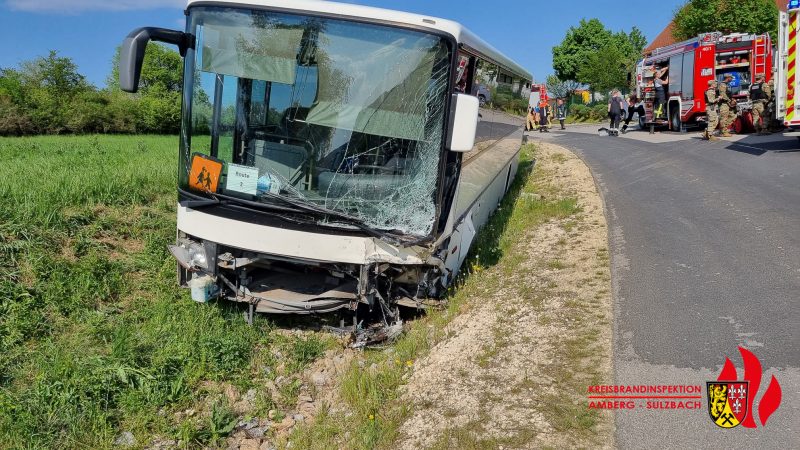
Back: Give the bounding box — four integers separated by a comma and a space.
186, 0, 533, 80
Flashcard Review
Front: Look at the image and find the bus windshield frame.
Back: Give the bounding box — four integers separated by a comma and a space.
179, 5, 455, 238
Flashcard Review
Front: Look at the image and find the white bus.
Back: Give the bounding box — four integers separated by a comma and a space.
119, 0, 532, 328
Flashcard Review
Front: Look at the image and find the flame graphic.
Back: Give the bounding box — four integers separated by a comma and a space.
739, 347, 762, 428
715, 346, 782, 428
718, 357, 737, 380
759, 375, 783, 426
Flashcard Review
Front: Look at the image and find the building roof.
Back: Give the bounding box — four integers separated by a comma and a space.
186, 0, 532, 79
644, 0, 787, 54
644, 22, 677, 54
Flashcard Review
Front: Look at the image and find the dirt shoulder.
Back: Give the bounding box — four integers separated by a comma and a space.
395, 141, 615, 449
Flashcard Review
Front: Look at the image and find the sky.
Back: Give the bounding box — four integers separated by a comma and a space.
0, 0, 687, 87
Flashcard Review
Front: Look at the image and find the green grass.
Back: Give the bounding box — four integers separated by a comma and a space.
0, 135, 326, 448
289, 143, 583, 449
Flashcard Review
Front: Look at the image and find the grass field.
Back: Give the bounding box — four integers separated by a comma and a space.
0, 135, 331, 448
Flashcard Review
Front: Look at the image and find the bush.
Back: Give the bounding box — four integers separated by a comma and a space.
0, 50, 182, 136
592, 104, 609, 121
567, 103, 611, 122
0, 96, 34, 135
571, 104, 589, 121
491, 85, 529, 116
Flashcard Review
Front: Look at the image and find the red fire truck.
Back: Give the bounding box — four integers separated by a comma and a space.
636, 32, 773, 132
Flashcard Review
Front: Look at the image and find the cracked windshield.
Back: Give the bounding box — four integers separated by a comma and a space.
184, 7, 451, 236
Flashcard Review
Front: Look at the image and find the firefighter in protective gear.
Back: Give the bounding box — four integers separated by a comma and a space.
718, 74, 735, 137
764, 78, 776, 132
704, 80, 720, 141
749, 74, 769, 135
526, 107, 536, 132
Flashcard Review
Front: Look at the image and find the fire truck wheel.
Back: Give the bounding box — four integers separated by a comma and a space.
669, 106, 680, 131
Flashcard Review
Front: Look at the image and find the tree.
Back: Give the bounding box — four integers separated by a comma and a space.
628, 27, 648, 55
552, 19, 613, 82
20, 50, 87, 95
108, 43, 183, 93
578, 44, 633, 95
17, 51, 92, 134
545, 75, 581, 100
553, 19, 644, 94
673, 0, 779, 41
0, 68, 26, 105
108, 43, 183, 134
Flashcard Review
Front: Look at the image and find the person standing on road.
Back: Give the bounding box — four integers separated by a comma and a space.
749, 74, 769, 135
718, 74, 735, 137
538, 99, 550, 132
704, 80, 720, 141
608, 89, 624, 135
556, 98, 568, 130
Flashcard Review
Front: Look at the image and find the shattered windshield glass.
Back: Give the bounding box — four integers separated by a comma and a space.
182, 7, 452, 236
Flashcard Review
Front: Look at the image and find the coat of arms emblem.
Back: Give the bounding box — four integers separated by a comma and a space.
707, 381, 749, 428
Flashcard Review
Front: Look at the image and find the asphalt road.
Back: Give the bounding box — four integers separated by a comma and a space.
530, 125, 800, 449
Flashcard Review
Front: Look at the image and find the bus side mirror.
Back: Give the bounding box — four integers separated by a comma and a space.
119, 27, 193, 93
447, 93, 479, 152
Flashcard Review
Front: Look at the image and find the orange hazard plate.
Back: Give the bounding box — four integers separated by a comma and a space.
188, 153, 223, 193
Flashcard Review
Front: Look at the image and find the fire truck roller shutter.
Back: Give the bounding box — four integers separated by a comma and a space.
667, 56, 681, 129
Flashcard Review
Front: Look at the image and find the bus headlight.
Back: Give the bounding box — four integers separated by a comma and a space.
170, 238, 210, 271
188, 242, 208, 269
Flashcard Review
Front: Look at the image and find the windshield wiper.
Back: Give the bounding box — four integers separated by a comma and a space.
180, 198, 221, 209
179, 189, 307, 216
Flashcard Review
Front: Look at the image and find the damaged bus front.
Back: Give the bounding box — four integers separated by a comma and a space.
118, 0, 529, 327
